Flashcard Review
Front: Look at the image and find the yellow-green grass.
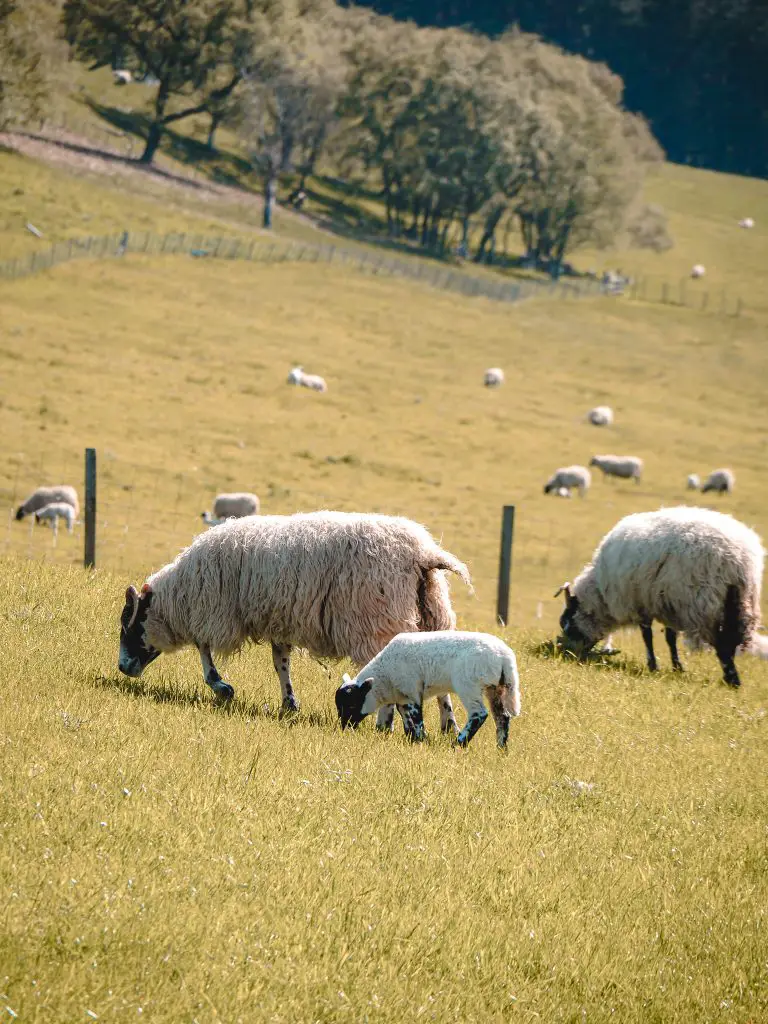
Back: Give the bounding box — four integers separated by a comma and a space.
1, 556, 766, 1023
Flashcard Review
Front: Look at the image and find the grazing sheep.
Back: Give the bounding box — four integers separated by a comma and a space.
701, 468, 735, 495
15, 485, 79, 522
287, 366, 327, 392
335, 630, 521, 749
739, 218, 755, 229
113, 69, 132, 85
483, 368, 505, 388
590, 454, 643, 483
587, 406, 614, 426
201, 492, 260, 526
118, 512, 471, 729
691, 264, 706, 279
556, 506, 764, 687
34, 502, 76, 534
687, 473, 701, 491
544, 466, 591, 499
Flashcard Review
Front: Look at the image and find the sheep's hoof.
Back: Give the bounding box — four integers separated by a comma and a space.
279, 697, 300, 718
440, 719, 459, 737
212, 682, 235, 703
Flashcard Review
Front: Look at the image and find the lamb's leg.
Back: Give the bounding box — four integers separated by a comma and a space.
438, 694, 458, 735
640, 623, 657, 672
456, 700, 489, 748
198, 644, 235, 702
487, 687, 511, 749
396, 701, 425, 742
665, 627, 683, 671
375, 705, 396, 732
271, 642, 300, 714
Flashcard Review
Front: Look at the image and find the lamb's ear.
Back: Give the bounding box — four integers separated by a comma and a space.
342, 672, 353, 686
553, 582, 576, 609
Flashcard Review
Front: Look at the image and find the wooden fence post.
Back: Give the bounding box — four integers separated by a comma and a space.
84, 448, 97, 569
496, 505, 515, 626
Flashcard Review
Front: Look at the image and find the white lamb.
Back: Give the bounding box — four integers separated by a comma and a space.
687, 473, 701, 490
201, 492, 260, 526
287, 366, 327, 392
691, 264, 706, 279
34, 502, 76, 534
701, 468, 735, 495
739, 218, 754, 229
590, 454, 643, 483
483, 368, 504, 388
335, 630, 521, 748
16, 485, 79, 522
544, 465, 591, 498
587, 406, 614, 426
556, 506, 764, 688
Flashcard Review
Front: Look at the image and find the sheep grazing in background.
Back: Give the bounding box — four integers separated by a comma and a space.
739, 217, 755, 229
691, 264, 706, 279
118, 511, 471, 729
589, 454, 643, 483
15, 485, 79, 522
335, 631, 521, 749
556, 506, 764, 687
701, 468, 735, 495
544, 465, 591, 499
201, 492, 260, 526
587, 405, 614, 426
34, 502, 76, 534
287, 366, 327, 392
483, 367, 505, 388
113, 69, 132, 85
687, 473, 701, 490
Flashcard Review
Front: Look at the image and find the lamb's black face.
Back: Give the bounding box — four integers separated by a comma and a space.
118, 585, 160, 677
335, 679, 373, 729
558, 600, 596, 659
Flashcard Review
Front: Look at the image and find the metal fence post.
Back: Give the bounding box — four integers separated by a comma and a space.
496, 505, 515, 627
84, 448, 97, 569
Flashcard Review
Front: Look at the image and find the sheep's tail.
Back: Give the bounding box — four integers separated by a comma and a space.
723, 582, 759, 654
500, 649, 522, 717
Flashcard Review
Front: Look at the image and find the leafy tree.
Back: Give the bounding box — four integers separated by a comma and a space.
0, 0, 67, 129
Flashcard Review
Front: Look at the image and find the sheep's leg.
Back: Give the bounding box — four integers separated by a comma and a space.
487, 688, 510, 749
198, 644, 234, 702
396, 702, 425, 742
375, 705, 396, 732
456, 701, 489, 748
271, 642, 300, 714
665, 627, 683, 672
438, 695, 458, 735
640, 623, 657, 672
714, 587, 742, 688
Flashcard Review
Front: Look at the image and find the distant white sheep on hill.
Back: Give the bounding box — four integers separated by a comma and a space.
287, 366, 327, 392
587, 406, 613, 426
687, 473, 700, 491
739, 218, 755, 229
16, 485, 79, 522
544, 466, 591, 498
483, 368, 504, 388
113, 69, 132, 85
590, 454, 643, 483
701, 468, 735, 495
691, 264, 706, 279
201, 492, 260, 526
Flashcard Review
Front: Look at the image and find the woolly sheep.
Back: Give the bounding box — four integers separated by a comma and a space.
687, 473, 700, 491
201, 492, 260, 526
587, 406, 613, 426
691, 264, 706, 279
15, 485, 79, 522
544, 465, 591, 499
483, 368, 504, 388
739, 218, 754, 229
556, 506, 764, 687
119, 511, 471, 728
335, 630, 521, 749
287, 366, 327, 392
701, 468, 735, 495
34, 502, 76, 534
590, 454, 643, 483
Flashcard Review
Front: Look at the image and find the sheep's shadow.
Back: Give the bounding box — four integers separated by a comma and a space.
529, 639, 642, 675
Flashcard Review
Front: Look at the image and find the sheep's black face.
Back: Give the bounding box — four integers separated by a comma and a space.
335, 679, 373, 729
119, 585, 160, 677
558, 600, 597, 660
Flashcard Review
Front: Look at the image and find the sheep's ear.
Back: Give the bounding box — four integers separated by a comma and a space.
125, 586, 140, 629
554, 582, 576, 608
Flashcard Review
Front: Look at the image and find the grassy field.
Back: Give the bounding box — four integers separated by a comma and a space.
1, 106, 768, 1021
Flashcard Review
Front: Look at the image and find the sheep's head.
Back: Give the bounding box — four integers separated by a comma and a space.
555, 583, 599, 659
118, 584, 160, 677
335, 673, 374, 730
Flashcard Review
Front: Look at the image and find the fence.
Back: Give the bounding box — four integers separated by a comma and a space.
623, 275, 744, 317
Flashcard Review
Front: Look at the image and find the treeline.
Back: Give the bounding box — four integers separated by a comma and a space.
1, 0, 671, 276
348, 0, 768, 178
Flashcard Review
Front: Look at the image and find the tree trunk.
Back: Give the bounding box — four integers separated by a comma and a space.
140, 79, 170, 165
207, 111, 222, 150
263, 174, 277, 230
475, 204, 504, 263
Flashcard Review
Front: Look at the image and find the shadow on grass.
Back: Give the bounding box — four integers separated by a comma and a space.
529, 638, 639, 674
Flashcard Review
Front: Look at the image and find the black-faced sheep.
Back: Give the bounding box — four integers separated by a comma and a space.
701, 468, 735, 495
483, 368, 504, 388
590, 455, 643, 483
544, 466, 591, 498
34, 502, 76, 534
16, 485, 79, 522
201, 492, 260, 526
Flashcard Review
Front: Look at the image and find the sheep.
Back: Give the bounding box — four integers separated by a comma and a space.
544, 466, 591, 499
701, 468, 735, 495
691, 264, 706, 279
589, 454, 643, 483
15, 485, 79, 522
556, 506, 764, 687
739, 218, 755, 229
34, 502, 76, 534
118, 511, 471, 729
587, 406, 614, 426
335, 630, 521, 749
113, 69, 132, 85
201, 492, 260, 526
483, 368, 504, 388
287, 366, 327, 392
687, 473, 701, 490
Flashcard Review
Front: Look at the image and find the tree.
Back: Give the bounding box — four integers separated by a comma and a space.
0, 0, 67, 129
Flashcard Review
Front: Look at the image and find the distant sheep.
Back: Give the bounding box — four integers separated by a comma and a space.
335, 630, 521, 749
16, 485, 79, 522
113, 69, 132, 85
739, 218, 755, 229
287, 366, 327, 392
687, 473, 700, 491
201, 492, 260, 526
118, 512, 471, 729
590, 454, 643, 483
691, 264, 706, 279
701, 468, 735, 495
587, 406, 613, 426
483, 368, 504, 388
34, 502, 76, 534
556, 506, 764, 687
544, 465, 591, 499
